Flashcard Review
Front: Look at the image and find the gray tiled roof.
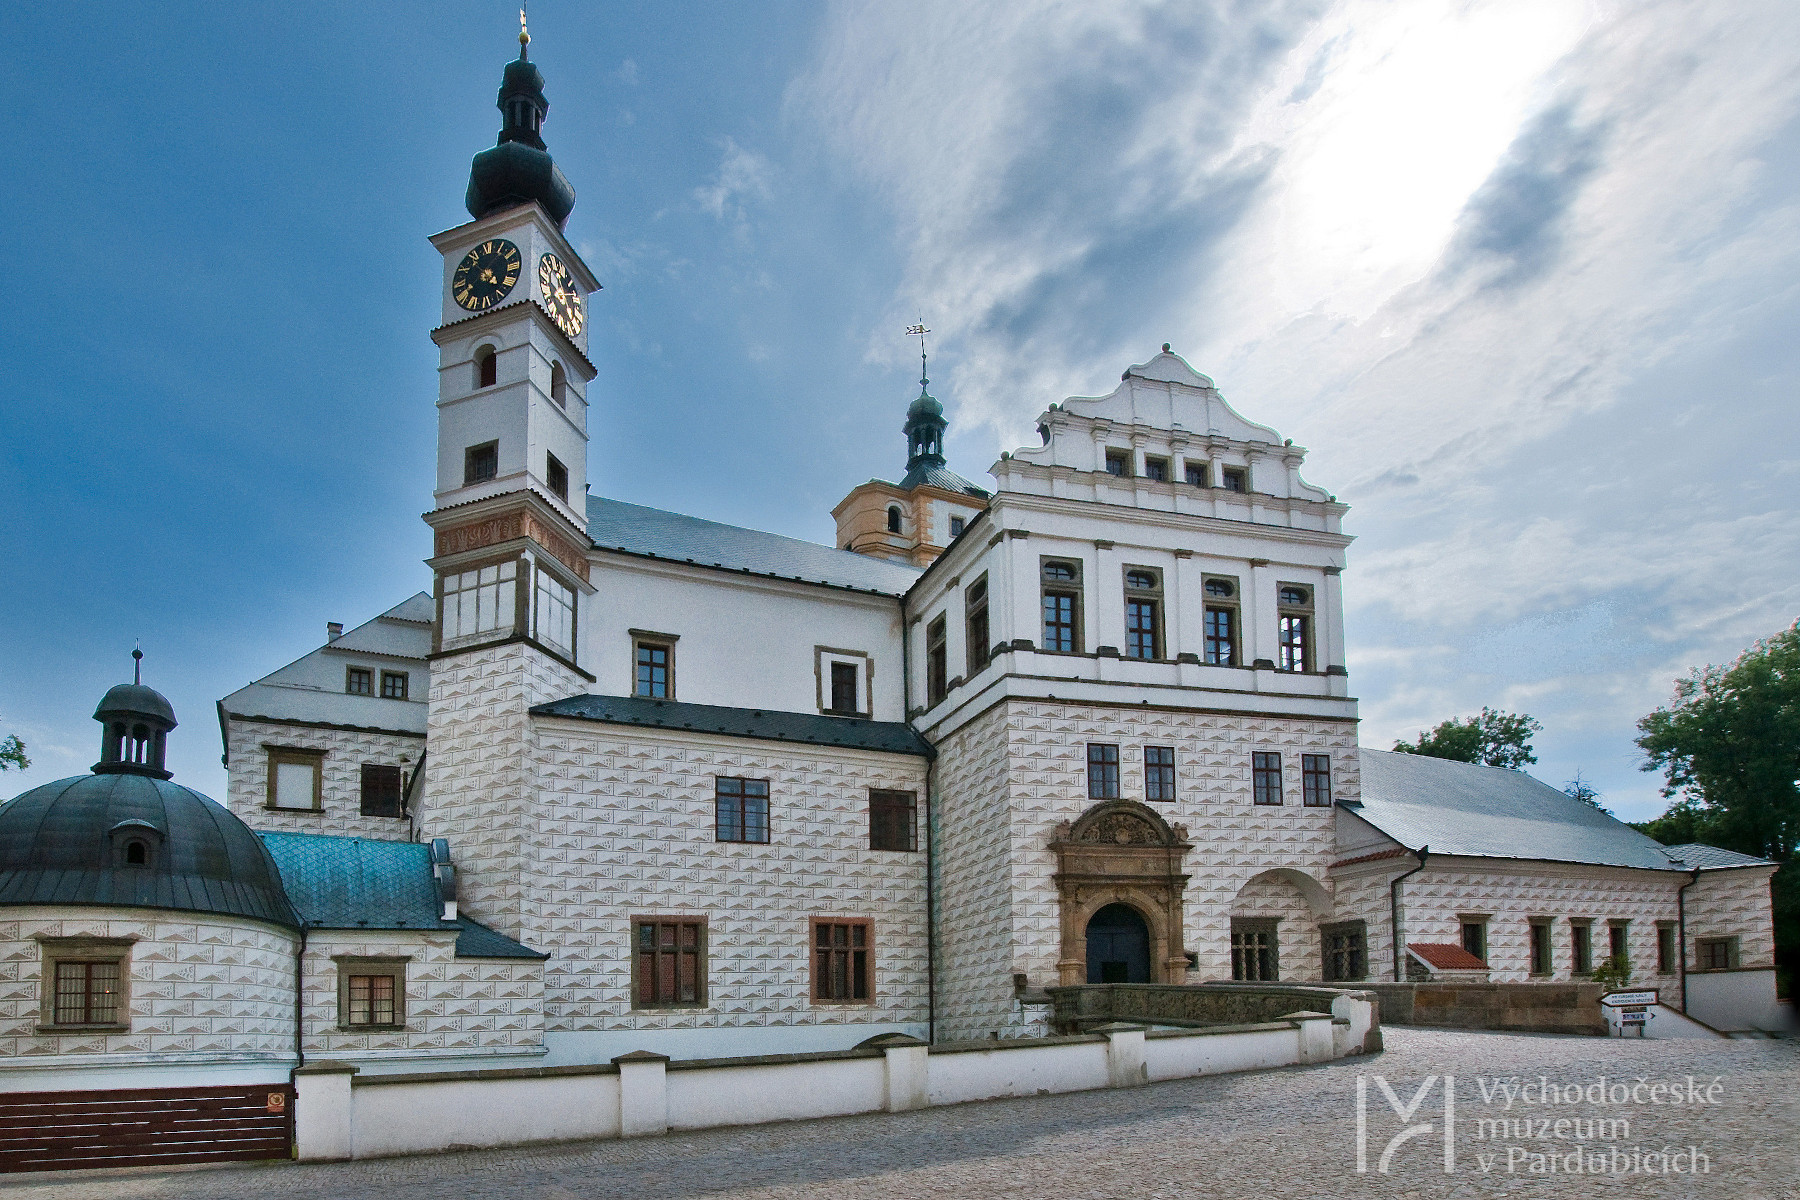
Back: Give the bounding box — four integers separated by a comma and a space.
586, 496, 921, 596
897, 463, 991, 498
1659, 843, 1778, 870
258, 832, 544, 958
1348, 750, 1686, 872
531, 693, 935, 758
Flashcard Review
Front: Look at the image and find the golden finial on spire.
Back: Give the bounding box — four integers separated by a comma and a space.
519, 4, 530, 47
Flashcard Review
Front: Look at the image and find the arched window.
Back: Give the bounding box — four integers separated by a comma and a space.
475, 345, 498, 389
550, 361, 567, 407
124, 840, 148, 866
130, 724, 150, 764
886, 506, 902, 534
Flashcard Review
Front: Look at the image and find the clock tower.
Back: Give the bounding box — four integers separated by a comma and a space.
423, 23, 600, 670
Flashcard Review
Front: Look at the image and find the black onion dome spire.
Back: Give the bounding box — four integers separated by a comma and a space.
466, 19, 576, 228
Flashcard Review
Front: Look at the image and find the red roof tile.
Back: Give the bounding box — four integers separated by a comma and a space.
1408, 942, 1488, 970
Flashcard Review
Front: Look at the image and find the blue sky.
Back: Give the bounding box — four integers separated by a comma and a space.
3, 1, 1796, 821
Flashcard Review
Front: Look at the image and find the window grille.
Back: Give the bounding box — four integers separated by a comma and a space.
812, 920, 871, 1002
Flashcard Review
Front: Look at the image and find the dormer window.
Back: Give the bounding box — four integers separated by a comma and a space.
474, 345, 498, 389
109, 820, 164, 869
124, 840, 149, 866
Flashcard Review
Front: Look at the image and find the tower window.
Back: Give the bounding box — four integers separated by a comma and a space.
1124, 569, 1162, 660
465, 441, 499, 485
965, 577, 990, 676
1302, 754, 1331, 807
442, 559, 520, 646
1204, 575, 1239, 667
949, 516, 965, 538
887, 506, 902, 534
925, 616, 948, 707
550, 361, 568, 408
474, 345, 498, 389
1277, 584, 1313, 673
533, 569, 576, 658
546, 453, 569, 501
1041, 559, 1082, 653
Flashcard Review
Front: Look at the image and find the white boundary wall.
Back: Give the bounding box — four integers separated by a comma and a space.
295, 1008, 1362, 1161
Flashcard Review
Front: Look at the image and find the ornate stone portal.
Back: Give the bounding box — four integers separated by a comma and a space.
1049, 800, 1192, 985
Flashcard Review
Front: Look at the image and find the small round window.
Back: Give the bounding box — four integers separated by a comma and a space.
1204, 578, 1235, 598
1043, 562, 1076, 581
1279, 586, 1311, 606
1125, 571, 1158, 590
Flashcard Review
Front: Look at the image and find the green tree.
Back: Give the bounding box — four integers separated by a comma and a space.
1392, 707, 1543, 770
0, 735, 26, 772
1634, 622, 1800, 993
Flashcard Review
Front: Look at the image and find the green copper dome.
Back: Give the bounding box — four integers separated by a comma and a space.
466, 40, 575, 228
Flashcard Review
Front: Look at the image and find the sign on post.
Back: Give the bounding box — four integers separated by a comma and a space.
1598, 989, 1658, 1007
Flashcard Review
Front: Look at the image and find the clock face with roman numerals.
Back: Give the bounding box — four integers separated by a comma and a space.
538, 252, 585, 340
452, 239, 522, 311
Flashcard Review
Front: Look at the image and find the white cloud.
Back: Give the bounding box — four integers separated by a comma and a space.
694, 138, 773, 224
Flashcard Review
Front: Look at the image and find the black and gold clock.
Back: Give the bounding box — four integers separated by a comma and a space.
538, 252, 585, 340
452, 239, 522, 311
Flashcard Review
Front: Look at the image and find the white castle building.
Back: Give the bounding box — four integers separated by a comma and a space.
0, 28, 1783, 1140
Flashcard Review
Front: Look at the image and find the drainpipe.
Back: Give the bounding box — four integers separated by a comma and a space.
1677, 867, 1700, 1011
291, 923, 308, 1073
1389, 846, 1429, 982
903, 607, 938, 1044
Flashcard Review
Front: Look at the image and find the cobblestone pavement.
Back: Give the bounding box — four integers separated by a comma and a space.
9, 1029, 1798, 1200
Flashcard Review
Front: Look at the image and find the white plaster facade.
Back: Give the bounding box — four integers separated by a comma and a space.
225, 717, 421, 840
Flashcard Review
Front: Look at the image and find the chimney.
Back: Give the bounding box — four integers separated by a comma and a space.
326, 622, 343, 642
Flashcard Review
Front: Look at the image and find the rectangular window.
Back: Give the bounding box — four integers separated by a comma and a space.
534, 568, 575, 658
634, 919, 705, 1007
1460, 919, 1488, 962
360, 764, 405, 818
379, 670, 409, 700
1529, 921, 1553, 976
1321, 921, 1367, 982
1277, 584, 1314, 673
1696, 937, 1736, 971
1203, 607, 1236, 666
1301, 754, 1331, 807
925, 616, 948, 707
267, 748, 323, 811
1185, 462, 1208, 488
869, 789, 917, 852
812, 919, 872, 1003
1124, 568, 1162, 660
829, 662, 859, 714
51, 960, 122, 1026
1144, 746, 1176, 801
1608, 922, 1628, 967
545, 452, 569, 501
464, 440, 499, 485
442, 559, 519, 647
1220, 466, 1246, 492
1657, 923, 1677, 975
633, 635, 674, 698
949, 516, 965, 538
346, 973, 398, 1027
1041, 559, 1082, 653
715, 777, 770, 844
1087, 743, 1120, 800
1231, 919, 1278, 981
1143, 456, 1169, 482
1252, 752, 1282, 805
345, 667, 373, 696
1572, 922, 1593, 974
965, 577, 990, 676
1104, 450, 1131, 477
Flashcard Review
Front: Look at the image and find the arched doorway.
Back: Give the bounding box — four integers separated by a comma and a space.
1049, 800, 1192, 985
1086, 904, 1151, 983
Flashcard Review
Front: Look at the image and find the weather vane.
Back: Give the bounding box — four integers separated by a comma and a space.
519, 4, 530, 48
905, 320, 931, 385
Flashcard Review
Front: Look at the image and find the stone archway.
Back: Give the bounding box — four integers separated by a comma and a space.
1050, 800, 1192, 985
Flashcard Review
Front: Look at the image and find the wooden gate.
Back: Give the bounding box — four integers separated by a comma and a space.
0, 1084, 293, 1172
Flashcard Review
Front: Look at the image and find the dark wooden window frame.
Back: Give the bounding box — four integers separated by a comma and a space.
1694, 937, 1737, 971
1459, 916, 1489, 963
1041, 558, 1083, 654
869, 789, 918, 851
1570, 920, 1594, 975
345, 666, 373, 696
1320, 920, 1367, 982
1301, 753, 1331, 807
811, 918, 873, 1005
1185, 461, 1209, 488
1607, 920, 1629, 967
545, 452, 569, 501
715, 776, 771, 844
1104, 450, 1131, 477
1656, 922, 1677, 975
633, 916, 707, 1008
1529, 919, 1554, 976
1123, 567, 1163, 661
1087, 743, 1121, 800
1252, 751, 1283, 806
265, 745, 325, 812
40, 937, 134, 1031
1276, 583, 1314, 673
464, 440, 499, 485
335, 956, 407, 1030
949, 515, 965, 538
965, 575, 991, 677
1142, 455, 1169, 482
379, 670, 409, 700
360, 763, 405, 818
632, 631, 677, 699
1144, 746, 1176, 801
925, 616, 948, 707
1220, 465, 1247, 492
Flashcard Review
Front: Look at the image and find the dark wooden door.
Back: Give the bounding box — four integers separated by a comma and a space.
0, 1084, 293, 1173
1086, 903, 1151, 983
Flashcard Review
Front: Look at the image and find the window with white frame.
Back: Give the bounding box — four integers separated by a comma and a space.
533, 566, 575, 657
442, 560, 518, 647
817, 649, 869, 715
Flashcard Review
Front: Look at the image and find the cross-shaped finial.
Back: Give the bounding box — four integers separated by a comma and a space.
905, 321, 931, 387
